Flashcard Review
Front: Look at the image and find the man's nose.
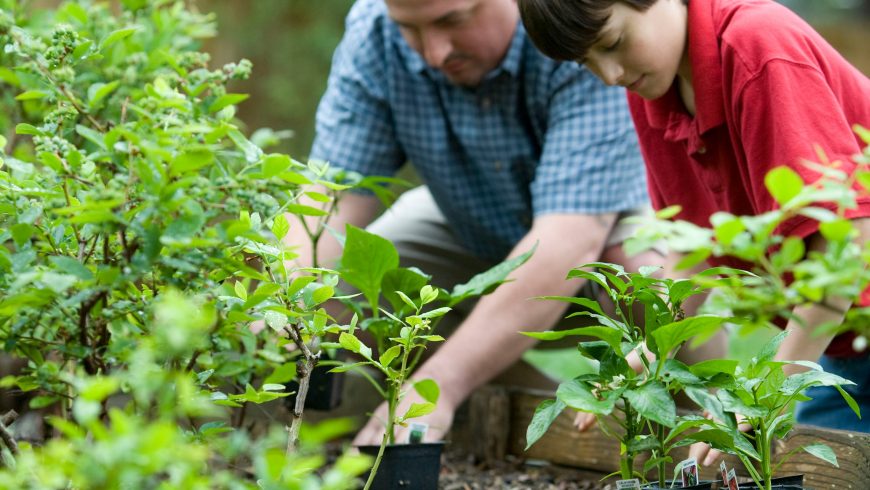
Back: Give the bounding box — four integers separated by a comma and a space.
420, 29, 451, 68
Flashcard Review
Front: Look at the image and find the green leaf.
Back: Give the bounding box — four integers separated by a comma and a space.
378, 345, 401, 367
803, 443, 838, 468
265, 363, 297, 385
100, 26, 140, 51
38, 152, 64, 172
689, 359, 739, 378
448, 245, 535, 306
401, 402, 435, 420
284, 203, 329, 217
87, 81, 120, 110
765, 166, 804, 205
650, 315, 725, 358
234, 281, 248, 300
382, 267, 432, 312
556, 379, 619, 415
339, 225, 399, 312
170, 149, 214, 175
522, 326, 623, 353
416, 307, 450, 319
310, 285, 334, 305
209, 93, 249, 113
756, 330, 789, 364
16, 123, 46, 136
15, 90, 48, 101
264, 311, 288, 332
75, 125, 107, 150
624, 381, 676, 427
413, 379, 439, 404
535, 295, 604, 316
49, 256, 93, 280
271, 214, 290, 240
261, 154, 292, 178
525, 398, 566, 449
819, 219, 853, 242
338, 332, 372, 360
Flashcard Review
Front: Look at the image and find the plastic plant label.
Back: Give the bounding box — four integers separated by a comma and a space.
720, 460, 728, 486
680, 457, 699, 486
616, 479, 641, 490
408, 422, 428, 444
726, 468, 739, 490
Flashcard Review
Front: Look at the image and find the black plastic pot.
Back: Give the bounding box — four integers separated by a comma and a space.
357, 442, 444, 489
284, 357, 344, 410
642, 479, 715, 489
737, 474, 805, 489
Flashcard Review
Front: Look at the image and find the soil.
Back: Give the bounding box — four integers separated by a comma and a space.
440, 450, 610, 490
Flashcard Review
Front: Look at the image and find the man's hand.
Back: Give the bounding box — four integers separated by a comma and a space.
352, 386, 456, 445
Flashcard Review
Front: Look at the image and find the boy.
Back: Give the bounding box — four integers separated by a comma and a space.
517, 0, 870, 447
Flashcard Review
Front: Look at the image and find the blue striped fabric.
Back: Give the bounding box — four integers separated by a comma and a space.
311, 0, 648, 261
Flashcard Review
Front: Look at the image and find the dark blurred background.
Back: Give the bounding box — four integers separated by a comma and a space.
202, 0, 870, 160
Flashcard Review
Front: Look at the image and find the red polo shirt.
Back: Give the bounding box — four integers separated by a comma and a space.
628, 0, 870, 357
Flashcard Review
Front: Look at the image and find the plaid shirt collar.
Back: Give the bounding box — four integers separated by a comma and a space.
395, 20, 525, 85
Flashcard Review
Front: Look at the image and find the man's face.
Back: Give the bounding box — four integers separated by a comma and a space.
580, 0, 688, 100
385, 0, 519, 87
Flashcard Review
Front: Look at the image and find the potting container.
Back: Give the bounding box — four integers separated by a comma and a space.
357, 442, 444, 489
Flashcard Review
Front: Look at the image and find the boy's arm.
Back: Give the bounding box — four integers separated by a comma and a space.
775, 217, 870, 372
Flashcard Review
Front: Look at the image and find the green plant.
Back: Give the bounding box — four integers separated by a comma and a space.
0, 0, 367, 486
625, 127, 870, 347
523, 262, 727, 486
328, 224, 534, 489
681, 330, 859, 490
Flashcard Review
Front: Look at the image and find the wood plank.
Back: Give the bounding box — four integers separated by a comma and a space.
772, 426, 870, 489
500, 388, 870, 487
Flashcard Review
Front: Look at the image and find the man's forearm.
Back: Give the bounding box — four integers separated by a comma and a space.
413, 214, 616, 409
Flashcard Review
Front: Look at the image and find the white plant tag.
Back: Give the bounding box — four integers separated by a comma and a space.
680, 456, 699, 486
726, 468, 740, 490
407, 422, 428, 444
616, 479, 642, 490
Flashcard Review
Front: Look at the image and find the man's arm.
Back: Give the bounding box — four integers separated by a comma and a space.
353, 212, 619, 444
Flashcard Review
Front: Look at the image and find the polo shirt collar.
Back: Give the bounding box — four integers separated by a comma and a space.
395, 20, 525, 82
645, 0, 725, 135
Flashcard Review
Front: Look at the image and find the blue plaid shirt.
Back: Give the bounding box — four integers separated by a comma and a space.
311, 0, 648, 261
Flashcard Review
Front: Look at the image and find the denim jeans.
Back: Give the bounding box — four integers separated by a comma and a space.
794, 353, 870, 432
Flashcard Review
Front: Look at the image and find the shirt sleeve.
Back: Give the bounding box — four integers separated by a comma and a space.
731, 59, 870, 239
531, 65, 650, 216
309, 2, 405, 178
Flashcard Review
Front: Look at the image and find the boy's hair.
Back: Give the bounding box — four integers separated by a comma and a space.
518, 0, 658, 62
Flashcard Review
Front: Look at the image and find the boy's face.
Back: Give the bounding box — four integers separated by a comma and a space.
580, 0, 688, 100
385, 0, 519, 87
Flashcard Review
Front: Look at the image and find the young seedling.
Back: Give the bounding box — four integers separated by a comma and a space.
524, 263, 726, 486
682, 330, 859, 490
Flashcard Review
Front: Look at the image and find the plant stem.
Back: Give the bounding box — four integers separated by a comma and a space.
285, 355, 315, 454
363, 429, 390, 490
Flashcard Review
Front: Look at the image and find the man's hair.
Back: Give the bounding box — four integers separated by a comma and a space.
518, 0, 658, 62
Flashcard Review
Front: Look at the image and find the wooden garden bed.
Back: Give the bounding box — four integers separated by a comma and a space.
453, 385, 870, 488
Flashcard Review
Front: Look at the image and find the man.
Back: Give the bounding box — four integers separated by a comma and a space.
289, 0, 661, 445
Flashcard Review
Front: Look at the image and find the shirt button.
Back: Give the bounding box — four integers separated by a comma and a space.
697, 146, 707, 154
494, 160, 503, 171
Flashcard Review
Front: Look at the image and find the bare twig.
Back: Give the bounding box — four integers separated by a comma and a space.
0, 418, 19, 457
0, 410, 18, 427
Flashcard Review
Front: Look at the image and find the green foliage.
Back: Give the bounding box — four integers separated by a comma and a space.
0, 1, 367, 487
681, 331, 858, 489
330, 225, 534, 488
525, 263, 723, 484
626, 129, 870, 347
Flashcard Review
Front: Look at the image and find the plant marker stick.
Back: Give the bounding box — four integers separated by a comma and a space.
720, 460, 728, 486
680, 457, 699, 486
408, 422, 428, 444
616, 479, 642, 490
727, 468, 739, 490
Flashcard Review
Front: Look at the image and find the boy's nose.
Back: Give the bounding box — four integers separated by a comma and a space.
599, 59, 625, 87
